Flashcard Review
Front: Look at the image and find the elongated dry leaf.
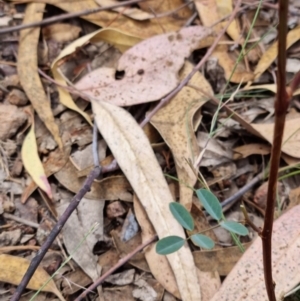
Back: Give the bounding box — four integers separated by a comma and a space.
51, 28, 142, 125
211, 205, 300, 300
0, 254, 65, 301
254, 25, 300, 79
13, 0, 193, 38
18, 3, 62, 148
21, 112, 52, 199
75, 26, 212, 107
150, 61, 213, 210
93, 100, 201, 301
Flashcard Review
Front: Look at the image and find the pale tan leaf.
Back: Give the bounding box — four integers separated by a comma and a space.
150, 61, 213, 210
75, 26, 212, 107
95, 0, 153, 20
21, 112, 52, 199
254, 25, 300, 79
233, 143, 271, 160
251, 118, 300, 158
0, 254, 65, 301
210, 205, 300, 301
18, 3, 62, 148
51, 28, 142, 125
93, 101, 201, 301
42, 23, 81, 42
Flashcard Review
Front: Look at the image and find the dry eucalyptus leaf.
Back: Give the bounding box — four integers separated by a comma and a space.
75, 26, 212, 107
93, 100, 201, 301
211, 205, 300, 301
13, 0, 193, 38
150, 61, 213, 210
0, 254, 65, 301
18, 3, 62, 148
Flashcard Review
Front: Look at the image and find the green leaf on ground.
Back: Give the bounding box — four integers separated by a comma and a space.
220, 221, 249, 236
196, 189, 222, 221
191, 234, 215, 249
156, 236, 185, 255
169, 202, 194, 231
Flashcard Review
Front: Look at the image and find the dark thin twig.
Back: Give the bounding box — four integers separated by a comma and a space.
0, 0, 147, 35
74, 235, 157, 301
261, 1, 290, 300
11, 127, 102, 301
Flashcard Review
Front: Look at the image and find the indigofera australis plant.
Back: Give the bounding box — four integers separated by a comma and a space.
8, 1, 300, 301
156, 1, 300, 301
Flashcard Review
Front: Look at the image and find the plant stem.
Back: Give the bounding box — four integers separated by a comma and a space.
261, 1, 289, 300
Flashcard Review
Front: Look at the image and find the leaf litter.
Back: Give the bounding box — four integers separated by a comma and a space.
3, 0, 300, 301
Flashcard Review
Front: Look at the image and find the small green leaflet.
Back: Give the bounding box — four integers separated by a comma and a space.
156, 236, 185, 255
191, 234, 214, 249
169, 202, 194, 231
220, 221, 249, 236
196, 189, 222, 221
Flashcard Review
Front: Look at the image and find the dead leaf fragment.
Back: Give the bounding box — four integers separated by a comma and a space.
0, 254, 65, 301
42, 23, 81, 43
251, 118, 300, 158
93, 100, 201, 301
75, 26, 212, 106
18, 3, 62, 148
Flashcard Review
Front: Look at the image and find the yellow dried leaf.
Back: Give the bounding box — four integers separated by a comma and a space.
21, 112, 52, 199
18, 3, 62, 149
0, 254, 65, 301
254, 25, 300, 79
92, 100, 201, 301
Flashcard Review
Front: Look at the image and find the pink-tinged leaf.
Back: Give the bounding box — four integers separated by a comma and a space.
21, 112, 52, 199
